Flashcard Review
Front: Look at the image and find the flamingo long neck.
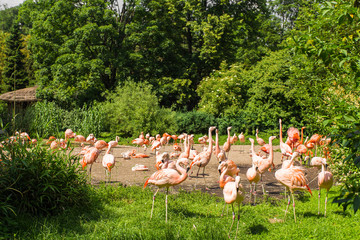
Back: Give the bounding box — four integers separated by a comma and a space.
267, 137, 274, 164
300, 128, 304, 144
185, 135, 190, 156
207, 128, 213, 154
226, 128, 231, 145
220, 165, 229, 183
250, 140, 256, 158
321, 163, 325, 173
215, 129, 220, 156
279, 120, 283, 143
106, 145, 112, 154
175, 159, 188, 183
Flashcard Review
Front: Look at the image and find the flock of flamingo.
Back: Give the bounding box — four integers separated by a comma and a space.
1, 119, 334, 237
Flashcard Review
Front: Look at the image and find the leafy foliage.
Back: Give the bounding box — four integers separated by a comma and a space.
0, 141, 90, 234
175, 110, 216, 134
101, 81, 177, 137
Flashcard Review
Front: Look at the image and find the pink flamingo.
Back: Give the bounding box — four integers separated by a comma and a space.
190, 126, 216, 188
144, 158, 191, 223
318, 159, 333, 217
279, 119, 293, 161
275, 160, 312, 222
214, 129, 221, 160
102, 145, 115, 183
238, 132, 245, 143
74, 135, 86, 143
246, 162, 260, 205
64, 129, 76, 141
255, 129, 266, 146
80, 147, 101, 180
107, 136, 119, 153
223, 126, 232, 158
256, 136, 276, 195
222, 174, 245, 239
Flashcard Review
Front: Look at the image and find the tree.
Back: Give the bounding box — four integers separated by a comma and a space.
19, 0, 135, 108
1, 21, 28, 93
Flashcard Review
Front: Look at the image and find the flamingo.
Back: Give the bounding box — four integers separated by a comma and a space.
132, 137, 145, 151
275, 159, 312, 222
74, 135, 86, 143
190, 126, 216, 189
223, 126, 232, 158
80, 147, 101, 180
246, 162, 260, 205
86, 133, 97, 146
94, 140, 109, 150
214, 129, 221, 160
144, 157, 191, 223
248, 138, 264, 168
279, 119, 293, 161
222, 175, 245, 239
178, 134, 190, 159
287, 127, 300, 150
102, 145, 115, 183
318, 159, 334, 217
255, 129, 266, 146
107, 136, 119, 153
256, 136, 276, 195
64, 129, 76, 141
238, 132, 245, 143
230, 133, 238, 144
139, 132, 145, 139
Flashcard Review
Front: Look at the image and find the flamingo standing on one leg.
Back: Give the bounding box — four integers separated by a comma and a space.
275, 162, 312, 222
318, 159, 334, 217
144, 158, 191, 223
223, 175, 245, 239
190, 126, 216, 189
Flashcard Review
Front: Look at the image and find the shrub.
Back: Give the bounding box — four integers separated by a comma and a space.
0, 141, 90, 220
176, 111, 216, 134
102, 81, 177, 137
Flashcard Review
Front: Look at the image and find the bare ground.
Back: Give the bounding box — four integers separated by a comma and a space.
73, 144, 319, 203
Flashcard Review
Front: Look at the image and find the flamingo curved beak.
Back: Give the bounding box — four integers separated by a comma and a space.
107, 163, 113, 171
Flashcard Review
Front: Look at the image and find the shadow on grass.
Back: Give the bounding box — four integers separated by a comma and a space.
303, 211, 321, 218
248, 224, 269, 235
334, 210, 352, 217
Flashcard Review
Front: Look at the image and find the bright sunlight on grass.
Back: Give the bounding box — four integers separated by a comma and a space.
13, 184, 360, 239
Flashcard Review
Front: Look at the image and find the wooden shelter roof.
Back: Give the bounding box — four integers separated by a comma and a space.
0, 86, 38, 102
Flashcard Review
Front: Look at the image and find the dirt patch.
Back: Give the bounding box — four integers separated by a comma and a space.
73, 144, 319, 202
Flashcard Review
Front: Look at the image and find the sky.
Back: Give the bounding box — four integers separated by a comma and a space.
0, 0, 25, 9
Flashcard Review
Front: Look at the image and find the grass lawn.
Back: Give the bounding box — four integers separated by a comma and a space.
12, 184, 359, 239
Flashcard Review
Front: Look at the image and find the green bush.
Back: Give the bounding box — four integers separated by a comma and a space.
0, 142, 90, 226
176, 111, 216, 134
101, 81, 177, 137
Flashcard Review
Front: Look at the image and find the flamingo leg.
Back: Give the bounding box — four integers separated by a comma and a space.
221, 201, 226, 217
235, 201, 240, 240
89, 164, 93, 182
318, 188, 321, 215
165, 187, 169, 223
249, 184, 252, 205
284, 194, 290, 221
196, 165, 201, 177
325, 189, 328, 217
228, 204, 235, 238
291, 191, 296, 223
254, 183, 257, 205
150, 188, 159, 219
284, 187, 287, 201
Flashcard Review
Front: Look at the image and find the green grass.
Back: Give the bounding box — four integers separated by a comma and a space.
9, 185, 360, 239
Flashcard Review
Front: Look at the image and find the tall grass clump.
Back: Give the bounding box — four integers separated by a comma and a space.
102, 81, 177, 137
0, 141, 90, 235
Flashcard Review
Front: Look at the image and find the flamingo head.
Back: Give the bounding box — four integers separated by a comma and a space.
107, 163, 113, 171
